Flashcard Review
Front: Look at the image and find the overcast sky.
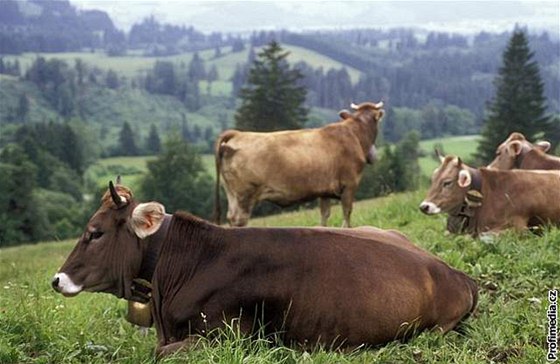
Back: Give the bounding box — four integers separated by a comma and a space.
71, 1, 560, 35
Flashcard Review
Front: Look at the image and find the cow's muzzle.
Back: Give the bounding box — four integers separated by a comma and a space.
51, 272, 83, 297
419, 201, 441, 215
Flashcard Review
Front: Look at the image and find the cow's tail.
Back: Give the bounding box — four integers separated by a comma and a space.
213, 130, 238, 225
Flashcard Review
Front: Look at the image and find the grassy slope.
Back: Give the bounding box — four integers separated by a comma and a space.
418, 135, 481, 175
5, 44, 361, 85
0, 189, 556, 363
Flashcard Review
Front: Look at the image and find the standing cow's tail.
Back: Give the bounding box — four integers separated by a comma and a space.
213, 130, 238, 225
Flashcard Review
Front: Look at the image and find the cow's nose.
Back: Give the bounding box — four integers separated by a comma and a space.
51, 276, 60, 291
419, 203, 430, 214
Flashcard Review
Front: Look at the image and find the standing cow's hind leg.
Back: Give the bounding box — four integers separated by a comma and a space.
341, 189, 354, 228
320, 198, 331, 226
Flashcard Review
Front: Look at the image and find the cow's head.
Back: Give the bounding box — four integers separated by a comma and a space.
52, 181, 166, 299
488, 132, 551, 170
420, 153, 473, 215
350, 101, 385, 129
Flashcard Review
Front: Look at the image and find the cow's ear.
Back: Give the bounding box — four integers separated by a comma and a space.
130, 202, 166, 239
535, 140, 551, 153
508, 141, 523, 155
458, 169, 472, 188
376, 110, 385, 122
338, 109, 352, 119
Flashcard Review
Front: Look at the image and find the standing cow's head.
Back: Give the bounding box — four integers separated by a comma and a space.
487, 132, 551, 170
343, 101, 385, 163
52, 181, 166, 299
420, 153, 475, 215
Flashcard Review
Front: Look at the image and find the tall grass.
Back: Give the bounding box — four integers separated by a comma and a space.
0, 190, 556, 363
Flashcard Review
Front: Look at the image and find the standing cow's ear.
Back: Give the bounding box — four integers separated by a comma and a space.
130, 202, 166, 239
535, 141, 551, 153
376, 110, 385, 121
458, 169, 472, 188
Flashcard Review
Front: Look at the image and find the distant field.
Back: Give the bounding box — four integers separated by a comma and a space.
0, 189, 554, 363
87, 155, 156, 192
5, 43, 362, 87
418, 135, 480, 176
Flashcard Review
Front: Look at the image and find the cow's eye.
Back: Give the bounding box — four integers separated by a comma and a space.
90, 231, 104, 240
442, 180, 453, 188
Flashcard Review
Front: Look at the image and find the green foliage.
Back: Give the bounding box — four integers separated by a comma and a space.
476, 30, 552, 163
139, 135, 213, 218
118, 121, 138, 156
357, 131, 421, 199
235, 41, 308, 131
145, 124, 161, 154
0, 145, 44, 246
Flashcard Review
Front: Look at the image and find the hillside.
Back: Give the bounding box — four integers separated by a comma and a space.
0, 190, 555, 363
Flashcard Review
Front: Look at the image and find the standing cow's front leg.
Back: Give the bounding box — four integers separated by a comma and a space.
320, 197, 331, 226
341, 188, 354, 228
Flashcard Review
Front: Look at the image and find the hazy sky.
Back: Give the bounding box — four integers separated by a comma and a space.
72, 1, 560, 35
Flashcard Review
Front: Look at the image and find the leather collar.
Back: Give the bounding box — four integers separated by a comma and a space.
129, 214, 171, 303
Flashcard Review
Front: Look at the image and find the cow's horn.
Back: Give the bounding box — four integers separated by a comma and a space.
350, 103, 359, 110
374, 101, 384, 109
109, 181, 124, 208
116, 175, 122, 185
435, 148, 445, 163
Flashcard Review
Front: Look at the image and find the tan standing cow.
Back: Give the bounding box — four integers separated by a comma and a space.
214, 101, 385, 227
488, 132, 559, 170
53, 181, 477, 358
420, 154, 560, 235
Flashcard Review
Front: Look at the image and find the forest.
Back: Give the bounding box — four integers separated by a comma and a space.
0, 0, 559, 246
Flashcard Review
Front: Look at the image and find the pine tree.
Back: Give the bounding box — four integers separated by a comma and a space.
235, 41, 308, 131
118, 121, 138, 156
146, 124, 161, 154
476, 29, 552, 163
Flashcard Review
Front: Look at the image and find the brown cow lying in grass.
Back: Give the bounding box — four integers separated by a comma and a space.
420, 154, 560, 235
488, 132, 560, 170
53, 182, 478, 358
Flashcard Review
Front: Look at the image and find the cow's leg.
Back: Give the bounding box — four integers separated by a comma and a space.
156, 336, 199, 359
341, 188, 355, 228
226, 190, 257, 227
320, 197, 331, 226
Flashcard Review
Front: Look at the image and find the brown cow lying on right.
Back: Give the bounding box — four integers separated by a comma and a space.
488, 132, 559, 170
420, 154, 560, 235
53, 182, 478, 358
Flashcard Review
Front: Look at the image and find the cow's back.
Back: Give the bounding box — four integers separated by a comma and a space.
153, 217, 477, 348
219, 126, 365, 203
478, 169, 560, 231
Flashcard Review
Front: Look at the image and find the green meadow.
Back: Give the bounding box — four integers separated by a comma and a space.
0, 189, 556, 363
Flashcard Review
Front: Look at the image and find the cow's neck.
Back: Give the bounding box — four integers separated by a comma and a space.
129, 213, 172, 303
521, 150, 560, 169
349, 119, 377, 159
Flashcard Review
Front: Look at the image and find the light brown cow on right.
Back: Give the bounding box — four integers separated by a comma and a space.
420, 154, 560, 235
488, 132, 559, 170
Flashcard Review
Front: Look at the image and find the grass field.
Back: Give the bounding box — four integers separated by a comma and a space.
418, 135, 481, 176
5, 43, 362, 85
0, 189, 556, 363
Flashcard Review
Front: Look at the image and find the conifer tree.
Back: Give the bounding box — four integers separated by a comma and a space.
146, 124, 161, 154
118, 121, 138, 156
235, 41, 307, 131
476, 29, 552, 163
